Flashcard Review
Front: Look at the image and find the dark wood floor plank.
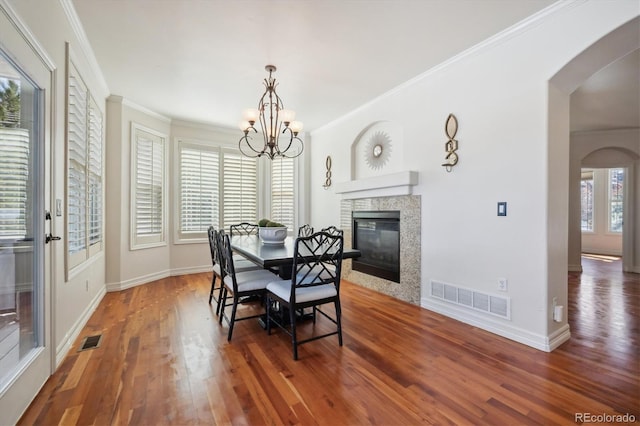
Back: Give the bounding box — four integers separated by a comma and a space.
17, 255, 639, 425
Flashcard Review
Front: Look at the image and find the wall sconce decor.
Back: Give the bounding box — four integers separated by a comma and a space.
442, 113, 459, 172
323, 155, 332, 189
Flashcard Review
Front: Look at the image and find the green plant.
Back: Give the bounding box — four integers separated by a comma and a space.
258, 218, 285, 227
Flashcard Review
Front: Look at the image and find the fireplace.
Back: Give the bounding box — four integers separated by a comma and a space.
352, 210, 400, 283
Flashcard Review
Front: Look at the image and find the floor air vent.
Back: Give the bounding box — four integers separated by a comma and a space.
78, 334, 102, 351
430, 280, 510, 320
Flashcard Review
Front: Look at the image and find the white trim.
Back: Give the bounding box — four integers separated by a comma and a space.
105, 265, 210, 292
421, 296, 570, 352
59, 0, 108, 95
54, 286, 106, 367
334, 171, 419, 200
122, 98, 171, 123
0, 0, 56, 71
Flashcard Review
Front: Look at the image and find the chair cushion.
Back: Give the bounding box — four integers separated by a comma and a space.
224, 269, 274, 292
234, 258, 261, 272
267, 279, 337, 304
213, 264, 222, 276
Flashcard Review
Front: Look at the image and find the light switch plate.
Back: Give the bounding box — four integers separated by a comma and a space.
497, 202, 507, 216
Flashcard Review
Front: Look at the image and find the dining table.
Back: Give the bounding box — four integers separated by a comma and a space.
229, 234, 361, 279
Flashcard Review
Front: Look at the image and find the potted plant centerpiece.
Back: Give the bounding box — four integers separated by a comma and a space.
257, 218, 288, 244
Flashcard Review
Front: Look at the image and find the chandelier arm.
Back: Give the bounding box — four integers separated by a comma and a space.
279, 135, 304, 159
238, 131, 264, 158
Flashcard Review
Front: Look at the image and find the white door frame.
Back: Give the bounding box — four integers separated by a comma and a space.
0, 1, 56, 424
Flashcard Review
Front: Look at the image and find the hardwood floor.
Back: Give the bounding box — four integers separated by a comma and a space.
18, 256, 639, 425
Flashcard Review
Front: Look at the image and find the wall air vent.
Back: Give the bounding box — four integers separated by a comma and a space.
430, 280, 511, 320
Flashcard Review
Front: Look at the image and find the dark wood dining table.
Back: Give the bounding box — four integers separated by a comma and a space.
230, 234, 361, 279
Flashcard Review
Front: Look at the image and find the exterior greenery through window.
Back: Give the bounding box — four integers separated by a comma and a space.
0, 77, 28, 239
67, 60, 103, 268
580, 167, 624, 234
608, 168, 623, 233
580, 170, 594, 232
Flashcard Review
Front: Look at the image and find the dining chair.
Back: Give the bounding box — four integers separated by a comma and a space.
207, 226, 224, 306
217, 230, 276, 341
298, 224, 314, 237
321, 225, 343, 236
208, 226, 261, 315
266, 231, 344, 360
229, 222, 259, 236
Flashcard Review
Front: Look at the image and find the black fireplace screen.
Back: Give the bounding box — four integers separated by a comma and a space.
352, 210, 400, 283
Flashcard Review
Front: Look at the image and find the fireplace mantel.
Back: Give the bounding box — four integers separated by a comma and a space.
334, 171, 419, 200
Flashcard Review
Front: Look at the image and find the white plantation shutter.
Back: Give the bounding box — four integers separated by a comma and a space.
131, 124, 166, 248
0, 128, 29, 238
67, 64, 88, 263
222, 150, 257, 230
88, 97, 102, 249
271, 156, 295, 231
179, 143, 220, 236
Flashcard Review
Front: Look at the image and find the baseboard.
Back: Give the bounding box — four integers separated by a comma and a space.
421, 297, 569, 352
568, 263, 583, 272
170, 265, 211, 277
106, 265, 211, 292
624, 265, 640, 274
55, 286, 106, 368
547, 324, 571, 351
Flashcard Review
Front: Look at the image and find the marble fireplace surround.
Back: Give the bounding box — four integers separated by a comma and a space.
339, 195, 421, 305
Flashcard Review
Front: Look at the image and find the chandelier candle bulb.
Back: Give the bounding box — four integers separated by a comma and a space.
289, 121, 303, 134
242, 108, 259, 123
280, 109, 295, 124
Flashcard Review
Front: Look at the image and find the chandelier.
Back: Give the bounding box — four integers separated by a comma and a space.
239, 65, 304, 159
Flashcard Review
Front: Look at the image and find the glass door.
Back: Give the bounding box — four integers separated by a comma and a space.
0, 30, 52, 421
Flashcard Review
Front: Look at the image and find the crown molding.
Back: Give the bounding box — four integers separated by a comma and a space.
59, 0, 109, 95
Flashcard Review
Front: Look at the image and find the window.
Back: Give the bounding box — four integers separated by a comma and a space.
580, 170, 594, 232
131, 123, 166, 249
178, 142, 220, 238
222, 150, 257, 230
271, 156, 295, 231
0, 74, 29, 240
67, 60, 103, 268
608, 168, 624, 233
88, 98, 102, 248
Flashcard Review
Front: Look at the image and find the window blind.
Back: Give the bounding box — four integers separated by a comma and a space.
67, 66, 88, 256
134, 129, 164, 241
88, 97, 102, 247
222, 151, 257, 230
0, 128, 29, 238
179, 144, 219, 234
271, 156, 295, 231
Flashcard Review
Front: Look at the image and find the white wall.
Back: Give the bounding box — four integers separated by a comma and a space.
309, 1, 639, 350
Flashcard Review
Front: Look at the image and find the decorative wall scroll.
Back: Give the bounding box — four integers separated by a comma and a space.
323, 155, 332, 189
442, 113, 459, 172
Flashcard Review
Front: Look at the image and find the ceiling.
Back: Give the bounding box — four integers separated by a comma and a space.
71, 0, 638, 134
